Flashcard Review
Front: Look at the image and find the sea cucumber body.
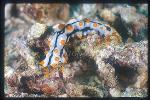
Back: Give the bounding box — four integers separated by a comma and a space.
39, 18, 113, 69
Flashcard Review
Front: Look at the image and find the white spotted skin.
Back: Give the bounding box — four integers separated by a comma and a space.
53, 24, 61, 32
84, 20, 91, 27
48, 34, 57, 52
50, 55, 60, 67
56, 34, 67, 49
74, 21, 84, 30
90, 23, 99, 32
53, 47, 61, 56
87, 30, 92, 34
98, 25, 108, 36
66, 18, 78, 24
64, 25, 75, 34
51, 33, 58, 45
61, 56, 66, 64
42, 51, 52, 67
99, 29, 106, 36
104, 24, 113, 34
61, 49, 68, 63
51, 55, 60, 63
71, 23, 78, 30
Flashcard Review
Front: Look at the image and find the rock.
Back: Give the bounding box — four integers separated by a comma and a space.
133, 71, 148, 88
111, 5, 148, 41
60, 64, 77, 81
121, 87, 147, 97
96, 61, 118, 88
40, 84, 57, 95
27, 23, 47, 40
19, 4, 70, 23
82, 85, 104, 97
96, 46, 118, 88
20, 92, 28, 97
81, 4, 97, 18
5, 66, 19, 88
15, 39, 36, 71
137, 4, 148, 16
58, 94, 67, 97
109, 88, 121, 97
100, 9, 116, 22
96, 40, 148, 90
5, 4, 14, 19
112, 5, 137, 23
5, 66, 15, 78
65, 83, 83, 97
65, 83, 104, 97
5, 17, 28, 35
6, 73, 18, 87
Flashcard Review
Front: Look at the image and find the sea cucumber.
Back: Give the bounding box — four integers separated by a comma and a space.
38, 18, 118, 73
